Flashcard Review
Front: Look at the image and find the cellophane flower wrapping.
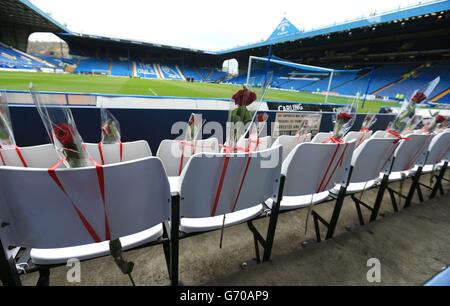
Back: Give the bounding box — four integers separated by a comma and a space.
226, 68, 273, 153
360, 113, 377, 131
185, 113, 203, 142
387, 77, 440, 137
227, 86, 258, 152
0, 92, 16, 148
101, 107, 121, 144
425, 113, 446, 134
332, 100, 357, 140
248, 112, 268, 150
30, 83, 91, 168
295, 119, 312, 143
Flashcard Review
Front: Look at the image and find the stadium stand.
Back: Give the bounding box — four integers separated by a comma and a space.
136, 63, 159, 79
110, 59, 132, 77
0, 42, 51, 70
181, 66, 203, 81
333, 64, 418, 96
32, 53, 76, 68
159, 64, 183, 80
377, 62, 450, 102
74, 58, 110, 75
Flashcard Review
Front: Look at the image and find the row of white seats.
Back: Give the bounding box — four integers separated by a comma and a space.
0, 129, 448, 285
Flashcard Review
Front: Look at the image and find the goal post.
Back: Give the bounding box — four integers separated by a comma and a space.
246, 55, 362, 104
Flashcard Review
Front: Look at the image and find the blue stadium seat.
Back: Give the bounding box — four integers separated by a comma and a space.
377, 63, 450, 102
0, 42, 48, 70
110, 60, 132, 77
335, 64, 417, 96
181, 66, 203, 81
74, 58, 110, 74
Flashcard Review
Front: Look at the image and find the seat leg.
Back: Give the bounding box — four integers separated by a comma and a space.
325, 185, 347, 240
262, 175, 285, 262
353, 198, 365, 225
253, 233, 261, 264
36, 267, 50, 286
416, 183, 424, 202
312, 212, 322, 243
430, 162, 448, 199
0, 239, 22, 286
387, 187, 399, 212
404, 167, 422, 208
170, 195, 180, 286
369, 174, 389, 222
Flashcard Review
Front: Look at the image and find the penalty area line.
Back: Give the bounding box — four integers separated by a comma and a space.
148, 88, 158, 96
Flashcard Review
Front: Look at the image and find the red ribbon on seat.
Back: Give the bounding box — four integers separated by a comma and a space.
0, 151, 5, 166
15, 146, 27, 167
386, 129, 411, 141
177, 140, 196, 175
316, 138, 350, 193
220, 144, 250, 153
210, 156, 230, 217
322, 136, 344, 144
98, 142, 124, 166
47, 159, 102, 243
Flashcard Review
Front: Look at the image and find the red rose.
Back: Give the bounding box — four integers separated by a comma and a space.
52, 123, 75, 146
435, 114, 445, 124
232, 88, 257, 106
411, 92, 426, 104
337, 112, 352, 121
257, 112, 268, 122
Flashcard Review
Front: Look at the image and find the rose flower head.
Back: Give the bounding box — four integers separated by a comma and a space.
257, 112, 269, 122
232, 87, 257, 107
435, 114, 446, 124
337, 112, 352, 122
411, 91, 426, 104
52, 123, 75, 146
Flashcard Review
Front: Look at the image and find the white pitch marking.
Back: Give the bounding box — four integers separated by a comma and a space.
148, 88, 158, 96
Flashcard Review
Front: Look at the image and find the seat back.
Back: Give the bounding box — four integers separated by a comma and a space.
157, 138, 219, 176
371, 130, 386, 138
272, 133, 312, 161
84, 140, 152, 165
391, 134, 433, 172
179, 146, 282, 218
350, 138, 399, 183
344, 131, 373, 146
425, 131, 450, 165
282, 141, 356, 196
0, 157, 171, 249
236, 136, 273, 152
0, 144, 60, 168
311, 132, 333, 143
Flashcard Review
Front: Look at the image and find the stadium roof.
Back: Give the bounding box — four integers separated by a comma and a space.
12, 0, 448, 56
0, 0, 70, 33
220, 0, 450, 54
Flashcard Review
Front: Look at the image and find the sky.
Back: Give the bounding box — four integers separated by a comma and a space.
29, 0, 431, 51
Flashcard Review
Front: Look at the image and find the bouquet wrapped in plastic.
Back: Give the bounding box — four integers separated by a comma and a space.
247, 112, 268, 152
101, 108, 121, 144
30, 83, 91, 168
0, 92, 15, 149
360, 113, 377, 132
185, 113, 203, 142
424, 113, 446, 134
387, 77, 439, 139
226, 85, 259, 152
295, 119, 312, 144
329, 101, 357, 142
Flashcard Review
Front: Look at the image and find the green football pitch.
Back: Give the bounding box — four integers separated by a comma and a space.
0, 71, 400, 113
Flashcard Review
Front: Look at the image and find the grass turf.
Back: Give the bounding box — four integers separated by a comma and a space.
0, 71, 400, 113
